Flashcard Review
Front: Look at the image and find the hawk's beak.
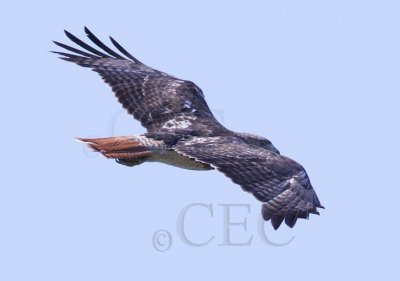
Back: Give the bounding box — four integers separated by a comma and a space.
268, 145, 280, 154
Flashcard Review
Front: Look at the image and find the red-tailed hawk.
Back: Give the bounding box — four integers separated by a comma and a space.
53, 27, 324, 229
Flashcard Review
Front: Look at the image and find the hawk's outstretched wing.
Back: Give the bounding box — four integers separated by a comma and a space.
53, 27, 225, 135
174, 136, 324, 229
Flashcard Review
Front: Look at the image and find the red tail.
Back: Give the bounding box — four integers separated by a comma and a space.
76, 136, 152, 159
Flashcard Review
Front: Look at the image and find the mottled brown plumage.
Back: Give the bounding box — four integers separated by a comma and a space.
53, 27, 324, 229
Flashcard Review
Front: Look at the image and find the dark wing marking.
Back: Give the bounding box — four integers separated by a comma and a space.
174, 136, 324, 229
53, 27, 225, 134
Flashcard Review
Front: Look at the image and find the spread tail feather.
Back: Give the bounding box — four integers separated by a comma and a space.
76, 136, 152, 159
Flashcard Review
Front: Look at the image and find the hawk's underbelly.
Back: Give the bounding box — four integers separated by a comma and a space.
148, 150, 213, 171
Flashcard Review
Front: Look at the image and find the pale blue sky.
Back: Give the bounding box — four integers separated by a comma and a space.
1, 1, 399, 280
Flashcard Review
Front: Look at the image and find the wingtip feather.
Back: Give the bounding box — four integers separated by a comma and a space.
84, 27, 124, 59
285, 213, 298, 228
271, 215, 285, 230
109, 35, 141, 63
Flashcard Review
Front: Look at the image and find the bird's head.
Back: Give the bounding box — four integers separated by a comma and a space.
237, 133, 280, 154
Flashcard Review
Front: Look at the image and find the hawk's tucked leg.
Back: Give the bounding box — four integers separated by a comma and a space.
116, 157, 149, 167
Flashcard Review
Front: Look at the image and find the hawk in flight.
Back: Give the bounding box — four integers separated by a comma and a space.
53, 27, 324, 229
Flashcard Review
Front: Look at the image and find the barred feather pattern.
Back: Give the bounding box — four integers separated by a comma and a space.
174, 136, 324, 229
53, 27, 225, 135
